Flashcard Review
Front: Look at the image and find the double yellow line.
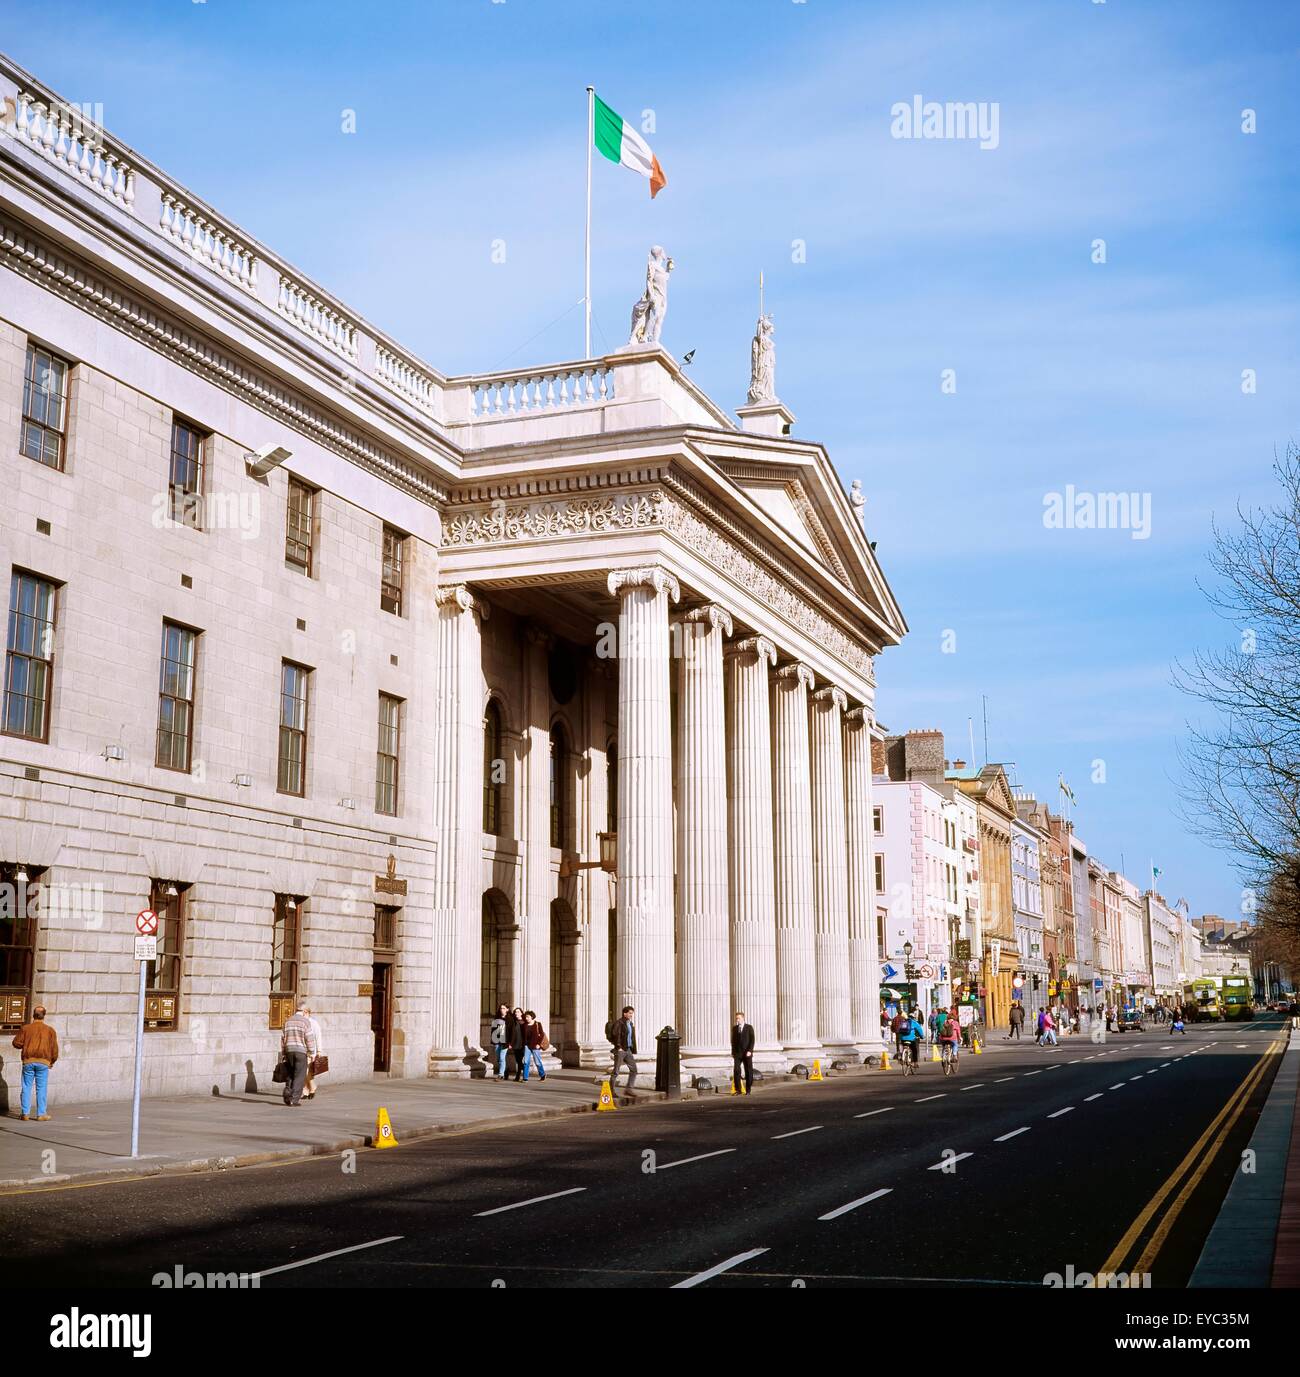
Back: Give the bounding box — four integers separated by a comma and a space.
1089, 1037, 1283, 1283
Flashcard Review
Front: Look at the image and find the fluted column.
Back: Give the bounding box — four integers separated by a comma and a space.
675, 604, 733, 1069
810, 684, 854, 1054
520, 623, 553, 1019
608, 566, 679, 1044
844, 706, 883, 1053
430, 586, 489, 1076
771, 661, 821, 1059
725, 636, 783, 1069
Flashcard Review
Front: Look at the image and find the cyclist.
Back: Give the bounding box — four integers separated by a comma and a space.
938, 1004, 961, 1068
897, 1010, 925, 1067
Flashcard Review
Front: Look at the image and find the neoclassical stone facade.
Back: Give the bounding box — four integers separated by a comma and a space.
0, 56, 905, 1101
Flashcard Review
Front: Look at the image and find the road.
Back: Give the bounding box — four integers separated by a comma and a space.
0, 1016, 1289, 1289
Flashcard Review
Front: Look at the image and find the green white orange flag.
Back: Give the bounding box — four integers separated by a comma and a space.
594, 94, 667, 198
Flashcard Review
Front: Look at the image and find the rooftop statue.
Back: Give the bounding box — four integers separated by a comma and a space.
628, 245, 674, 346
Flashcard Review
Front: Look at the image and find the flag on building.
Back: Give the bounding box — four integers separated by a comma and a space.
594, 94, 667, 197
1057, 774, 1076, 805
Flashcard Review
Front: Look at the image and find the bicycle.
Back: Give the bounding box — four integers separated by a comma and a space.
899, 1041, 917, 1076
941, 1041, 958, 1076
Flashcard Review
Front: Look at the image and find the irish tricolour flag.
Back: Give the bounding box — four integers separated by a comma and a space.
594, 94, 667, 198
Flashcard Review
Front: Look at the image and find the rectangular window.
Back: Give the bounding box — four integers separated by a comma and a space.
380, 525, 405, 615
269, 893, 301, 1028
376, 693, 401, 815
145, 881, 185, 1030
3, 572, 57, 742
168, 419, 205, 527
0, 864, 40, 1029
277, 661, 310, 796
874, 854, 886, 894
285, 478, 315, 574
155, 622, 198, 771
374, 904, 398, 956
20, 344, 69, 470
872, 805, 883, 836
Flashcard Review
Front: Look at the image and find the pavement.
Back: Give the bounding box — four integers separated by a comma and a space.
0, 1017, 1292, 1289
0, 1063, 642, 1188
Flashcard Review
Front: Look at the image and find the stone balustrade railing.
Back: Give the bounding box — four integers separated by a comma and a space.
4, 90, 135, 210
276, 274, 358, 361
375, 345, 440, 417
467, 364, 615, 419
159, 193, 258, 292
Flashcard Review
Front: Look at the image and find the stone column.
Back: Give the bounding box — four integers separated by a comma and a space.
520, 623, 553, 1019
770, 661, 821, 1061
844, 706, 883, 1054
725, 635, 783, 1070
810, 684, 854, 1056
429, 585, 489, 1076
576, 659, 614, 1068
608, 566, 678, 1048
675, 604, 733, 1071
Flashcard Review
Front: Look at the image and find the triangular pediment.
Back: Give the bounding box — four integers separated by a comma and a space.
725, 474, 842, 574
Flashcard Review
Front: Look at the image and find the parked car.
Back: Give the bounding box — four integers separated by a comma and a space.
1116, 1007, 1145, 1032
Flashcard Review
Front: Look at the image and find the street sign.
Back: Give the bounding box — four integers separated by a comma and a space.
135, 908, 158, 936
955, 939, 972, 961
134, 935, 157, 962
1093, 977, 1104, 992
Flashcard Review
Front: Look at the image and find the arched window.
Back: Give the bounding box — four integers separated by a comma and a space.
483, 699, 504, 835
549, 724, 571, 850
606, 739, 618, 833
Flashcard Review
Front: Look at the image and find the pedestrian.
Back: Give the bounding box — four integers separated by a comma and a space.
12, 1004, 58, 1121
507, 1005, 526, 1080
1008, 1002, 1024, 1040
731, 1010, 755, 1094
1041, 1007, 1058, 1047
610, 1004, 638, 1093
302, 1003, 324, 1100
489, 1003, 510, 1079
520, 1009, 547, 1082
280, 998, 318, 1107
1172, 1009, 1186, 1035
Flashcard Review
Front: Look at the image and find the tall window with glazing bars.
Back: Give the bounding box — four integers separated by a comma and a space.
285, 477, 315, 574
20, 345, 69, 470
3, 572, 57, 741
155, 622, 198, 771
278, 662, 310, 796
376, 693, 401, 815
167, 419, 205, 527
380, 525, 405, 615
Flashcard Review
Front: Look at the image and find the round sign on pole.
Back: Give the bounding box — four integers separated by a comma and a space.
136, 909, 158, 936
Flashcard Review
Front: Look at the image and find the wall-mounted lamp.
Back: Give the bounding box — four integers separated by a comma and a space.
103, 744, 124, 762
233, 774, 253, 788
339, 797, 356, 810
558, 831, 618, 879
245, 443, 293, 478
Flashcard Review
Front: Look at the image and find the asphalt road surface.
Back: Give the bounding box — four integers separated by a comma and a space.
1, 1016, 1289, 1289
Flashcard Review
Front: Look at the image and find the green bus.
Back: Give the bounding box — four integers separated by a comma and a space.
1220, 975, 1254, 1021
1183, 979, 1221, 1022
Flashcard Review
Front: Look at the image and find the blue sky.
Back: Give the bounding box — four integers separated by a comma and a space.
5, 0, 1298, 919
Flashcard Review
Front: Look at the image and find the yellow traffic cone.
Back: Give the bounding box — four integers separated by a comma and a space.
930, 1042, 941, 1062
880, 1048, 891, 1070
809, 1059, 824, 1081
374, 1106, 398, 1148
597, 1078, 618, 1111
972, 1035, 982, 1055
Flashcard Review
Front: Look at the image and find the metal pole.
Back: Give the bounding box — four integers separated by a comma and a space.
130, 957, 145, 1157
585, 85, 594, 360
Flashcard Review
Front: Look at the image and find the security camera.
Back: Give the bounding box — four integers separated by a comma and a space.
244, 443, 293, 478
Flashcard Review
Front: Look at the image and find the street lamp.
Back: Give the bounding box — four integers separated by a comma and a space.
902, 940, 913, 961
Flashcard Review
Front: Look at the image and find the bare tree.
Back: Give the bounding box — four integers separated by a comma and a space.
1175, 443, 1300, 933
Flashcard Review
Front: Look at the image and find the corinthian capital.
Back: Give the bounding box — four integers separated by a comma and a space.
812, 685, 849, 713
844, 705, 873, 730
725, 635, 777, 667
773, 661, 815, 692
607, 565, 681, 603
436, 584, 489, 619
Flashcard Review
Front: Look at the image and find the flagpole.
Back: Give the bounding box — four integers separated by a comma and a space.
585, 85, 594, 360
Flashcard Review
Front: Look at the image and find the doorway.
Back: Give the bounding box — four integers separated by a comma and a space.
371, 962, 392, 1072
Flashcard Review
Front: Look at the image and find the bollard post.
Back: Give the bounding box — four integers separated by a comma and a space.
655, 1025, 681, 1099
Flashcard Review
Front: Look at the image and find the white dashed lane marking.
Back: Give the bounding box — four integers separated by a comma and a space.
1084, 1093, 1104, 1102
995, 1127, 1029, 1142
1047, 1107, 1074, 1118
475, 1188, 586, 1217
657, 1149, 736, 1171
855, 1107, 894, 1119
928, 1152, 974, 1170
772, 1126, 823, 1140
915, 1094, 947, 1103
818, 1187, 892, 1221
672, 1248, 770, 1289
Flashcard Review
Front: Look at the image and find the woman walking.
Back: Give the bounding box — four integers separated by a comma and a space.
507, 1006, 526, 1081
520, 1010, 547, 1082
302, 1004, 325, 1100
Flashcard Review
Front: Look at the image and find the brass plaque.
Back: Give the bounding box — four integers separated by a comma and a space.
358, 982, 374, 997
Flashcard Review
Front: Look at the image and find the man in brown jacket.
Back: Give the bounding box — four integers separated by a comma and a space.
13, 1005, 58, 1120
